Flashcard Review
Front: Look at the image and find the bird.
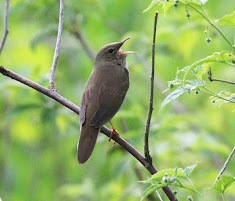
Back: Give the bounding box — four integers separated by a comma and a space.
77, 38, 135, 164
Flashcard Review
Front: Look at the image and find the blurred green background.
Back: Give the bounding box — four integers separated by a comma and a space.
0, 0, 234, 200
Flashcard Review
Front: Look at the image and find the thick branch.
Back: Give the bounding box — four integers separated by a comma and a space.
49, 0, 64, 90
208, 67, 235, 85
214, 146, 235, 184
0, 0, 10, 55
0, 65, 177, 201
144, 11, 158, 168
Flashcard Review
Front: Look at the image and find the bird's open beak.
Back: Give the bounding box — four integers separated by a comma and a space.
118, 38, 137, 56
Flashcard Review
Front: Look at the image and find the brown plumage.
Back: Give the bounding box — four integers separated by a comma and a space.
77, 38, 134, 164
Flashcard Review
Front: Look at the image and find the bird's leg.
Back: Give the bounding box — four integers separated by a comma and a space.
109, 121, 119, 144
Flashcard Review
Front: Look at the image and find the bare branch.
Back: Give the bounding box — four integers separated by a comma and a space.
214, 146, 235, 184
144, 11, 158, 168
0, 65, 178, 201
49, 0, 64, 90
0, 0, 10, 54
71, 29, 96, 62
208, 67, 235, 85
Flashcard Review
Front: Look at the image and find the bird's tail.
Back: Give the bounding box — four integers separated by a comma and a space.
77, 124, 100, 164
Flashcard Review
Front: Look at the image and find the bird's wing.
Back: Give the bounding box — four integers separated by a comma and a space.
79, 85, 96, 125
90, 85, 127, 128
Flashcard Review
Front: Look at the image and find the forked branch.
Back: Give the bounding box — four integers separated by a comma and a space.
208, 67, 235, 85
49, 0, 64, 90
0, 65, 177, 201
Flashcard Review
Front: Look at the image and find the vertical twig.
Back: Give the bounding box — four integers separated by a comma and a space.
214, 146, 235, 184
49, 0, 64, 90
144, 11, 158, 168
0, 0, 10, 55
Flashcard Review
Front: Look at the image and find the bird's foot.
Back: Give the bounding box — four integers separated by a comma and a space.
109, 121, 119, 146
110, 128, 119, 146
109, 128, 119, 141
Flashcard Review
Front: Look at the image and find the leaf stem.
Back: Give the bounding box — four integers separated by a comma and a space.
176, 179, 199, 194
202, 86, 235, 103
187, 3, 233, 47
221, 193, 227, 201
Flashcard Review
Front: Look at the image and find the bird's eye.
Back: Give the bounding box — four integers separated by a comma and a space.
108, 49, 114, 53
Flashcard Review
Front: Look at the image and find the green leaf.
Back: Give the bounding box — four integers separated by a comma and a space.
182, 163, 198, 177
142, 168, 187, 184
215, 11, 235, 26
229, 94, 235, 102
161, 86, 189, 108
183, 51, 235, 81
188, 79, 206, 87
212, 175, 235, 194
162, 1, 174, 14
140, 184, 165, 201
143, 0, 163, 13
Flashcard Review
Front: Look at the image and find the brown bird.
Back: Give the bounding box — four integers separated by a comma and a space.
77, 38, 135, 164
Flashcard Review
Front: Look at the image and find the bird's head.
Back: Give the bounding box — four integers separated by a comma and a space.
95, 38, 136, 67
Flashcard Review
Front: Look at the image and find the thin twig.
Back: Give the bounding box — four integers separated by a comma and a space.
214, 146, 235, 184
144, 11, 158, 168
70, 29, 96, 62
208, 67, 235, 85
0, 65, 178, 201
49, 0, 64, 90
0, 0, 10, 55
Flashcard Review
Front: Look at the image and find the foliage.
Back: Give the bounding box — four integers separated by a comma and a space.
141, 163, 199, 200
145, 0, 235, 110
0, 0, 234, 201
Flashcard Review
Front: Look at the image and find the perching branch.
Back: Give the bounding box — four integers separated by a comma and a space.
0, 0, 10, 55
49, 0, 64, 90
208, 67, 235, 85
0, 65, 178, 201
214, 146, 235, 184
144, 11, 158, 168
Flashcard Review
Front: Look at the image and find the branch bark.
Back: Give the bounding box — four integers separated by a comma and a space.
71, 29, 96, 62
0, 65, 178, 201
49, 0, 64, 90
214, 146, 235, 184
208, 67, 235, 85
144, 11, 158, 168
0, 0, 10, 55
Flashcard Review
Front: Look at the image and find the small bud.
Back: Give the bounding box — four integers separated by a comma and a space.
232, 59, 235, 64
195, 90, 199, 95
186, 13, 191, 18
164, 173, 168, 177
204, 30, 207, 34
174, 0, 179, 3
173, 190, 177, 195
162, 176, 168, 183
212, 99, 216, 103
169, 176, 176, 183
169, 83, 174, 88
206, 38, 212, 43
229, 53, 232, 56
174, 2, 178, 7
187, 195, 193, 201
